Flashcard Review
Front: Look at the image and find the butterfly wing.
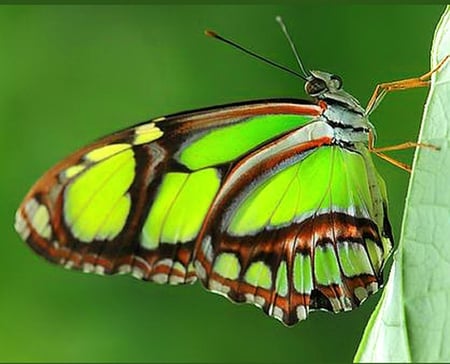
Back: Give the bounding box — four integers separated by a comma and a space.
15, 99, 322, 285
194, 123, 393, 325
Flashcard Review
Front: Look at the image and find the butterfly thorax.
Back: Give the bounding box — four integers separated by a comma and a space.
306, 70, 373, 147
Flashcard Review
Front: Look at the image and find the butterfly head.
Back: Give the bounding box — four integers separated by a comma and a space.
305, 70, 365, 114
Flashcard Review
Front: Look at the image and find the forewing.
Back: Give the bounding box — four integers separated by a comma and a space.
15, 99, 321, 285
195, 130, 393, 325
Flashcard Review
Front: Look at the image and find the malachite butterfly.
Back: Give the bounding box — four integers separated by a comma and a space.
14, 23, 399, 327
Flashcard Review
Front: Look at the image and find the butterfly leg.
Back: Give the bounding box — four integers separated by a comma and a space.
368, 131, 438, 173
365, 55, 449, 115
371, 151, 412, 172
370, 141, 439, 153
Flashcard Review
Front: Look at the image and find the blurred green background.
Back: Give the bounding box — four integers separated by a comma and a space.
0, 5, 445, 363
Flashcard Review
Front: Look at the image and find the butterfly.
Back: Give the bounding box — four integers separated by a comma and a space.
15, 21, 445, 326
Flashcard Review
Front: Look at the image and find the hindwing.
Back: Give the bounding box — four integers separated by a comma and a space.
195, 133, 393, 325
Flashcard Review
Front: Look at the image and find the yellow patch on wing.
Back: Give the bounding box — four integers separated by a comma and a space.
84, 143, 131, 162
63, 148, 136, 242
63, 165, 86, 179
94, 193, 132, 241
133, 123, 164, 145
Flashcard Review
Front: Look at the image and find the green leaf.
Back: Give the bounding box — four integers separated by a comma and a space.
355, 7, 450, 363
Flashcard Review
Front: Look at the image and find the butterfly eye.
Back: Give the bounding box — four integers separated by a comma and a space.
330, 74, 343, 89
305, 78, 327, 96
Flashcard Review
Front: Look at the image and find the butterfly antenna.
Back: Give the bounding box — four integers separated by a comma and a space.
275, 16, 311, 79
205, 29, 307, 81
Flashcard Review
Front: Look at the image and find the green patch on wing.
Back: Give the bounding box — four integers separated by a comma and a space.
228, 146, 373, 236
140, 168, 221, 248
213, 253, 241, 280
178, 114, 313, 170
244, 261, 272, 289
275, 261, 289, 297
293, 253, 313, 294
314, 244, 342, 286
337, 241, 374, 277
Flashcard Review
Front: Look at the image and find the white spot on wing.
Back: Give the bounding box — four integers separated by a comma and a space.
185, 276, 197, 284
152, 273, 168, 284
254, 296, 265, 308
355, 286, 368, 302
194, 261, 206, 280
201, 236, 213, 263
154, 258, 173, 268
118, 264, 132, 274
244, 293, 255, 303
134, 256, 152, 270
341, 296, 353, 311
329, 297, 342, 312
24, 199, 52, 239
367, 282, 378, 294
83, 263, 95, 273
94, 265, 105, 275
169, 275, 185, 284
24, 198, 39, 216
209, 279, 231, 294
132, 267, 144, 279
272, 306, 284, 321
64, 260, 74, 269
296, 306, 307, 321
14, 209, 30, 240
